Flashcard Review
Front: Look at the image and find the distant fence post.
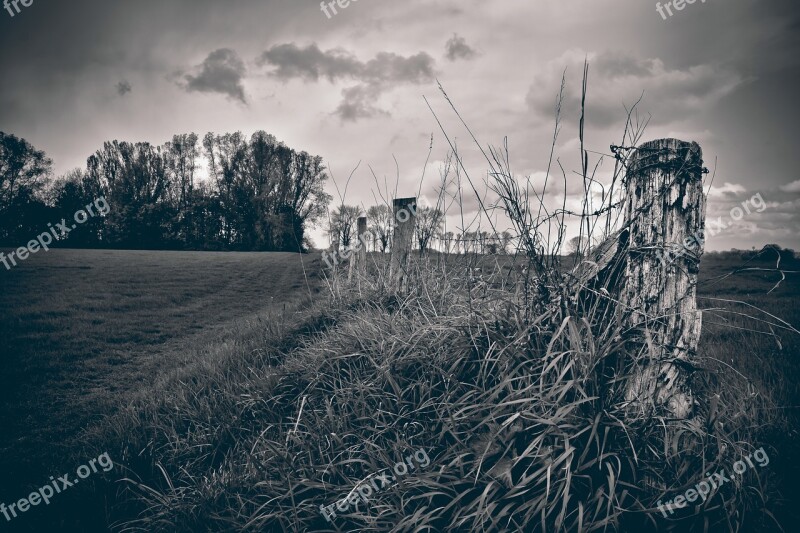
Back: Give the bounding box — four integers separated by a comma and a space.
356, 216, 368, 276
619, 138, 707, 419
391, 197, 417, 291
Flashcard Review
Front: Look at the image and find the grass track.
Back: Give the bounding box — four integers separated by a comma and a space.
0, 249, 322, 511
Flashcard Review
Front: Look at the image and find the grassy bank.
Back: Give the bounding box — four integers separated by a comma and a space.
92, 252, 798, 532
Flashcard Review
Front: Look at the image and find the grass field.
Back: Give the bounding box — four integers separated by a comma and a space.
0, 249, 322, 529
0, 248, 797, 531
694, 253, 800, 528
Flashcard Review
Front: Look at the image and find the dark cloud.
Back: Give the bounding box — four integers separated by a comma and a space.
256, 44, 361, 82
525, 50, 744, 128
360, 52, 436, 84
444, 34, 477, 62
183, 48, 247, 103
116, 81, 132, 96
259, 43, 436, 85
335, 85, 388, 122
593, 53, 654, 78
701, 187, 800, 246
258, 43, 436, 121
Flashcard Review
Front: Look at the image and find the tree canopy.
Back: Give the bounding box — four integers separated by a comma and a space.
0, 130, 332, 251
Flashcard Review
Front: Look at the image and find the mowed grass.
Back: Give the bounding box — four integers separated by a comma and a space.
0, 249, 322, 517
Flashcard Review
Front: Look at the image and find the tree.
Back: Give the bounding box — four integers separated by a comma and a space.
367, 204, 392, 252
761, 244, 796, 262
1, 128, 331, 252
565, 236, 582, 256
284, 149, 331, 251
442, 231, 454, 254
203, 132, 249, 247
479, 231, 490, 254
486, 233, 506, 255
415, 206, 444, 255
0, 132, 51, 213
0, 132, 52, 242
86, 140, 172, 248
462, 231, 477, 254
203, 131, 330, 252
164, 133, 200, 246
328, 205, 361, 250
501, 231, 514, 254
48, 168, 106, 246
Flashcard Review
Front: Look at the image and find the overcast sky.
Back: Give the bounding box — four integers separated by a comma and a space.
1, 0, 798, 250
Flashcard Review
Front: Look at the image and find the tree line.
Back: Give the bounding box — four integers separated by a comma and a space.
0, 130, 332, 251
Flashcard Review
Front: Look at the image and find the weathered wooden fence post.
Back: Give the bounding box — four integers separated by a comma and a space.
391, 197, 417, 291
619, 138, 707, 419
356, 216, 367, 276
568, 138, 707, 420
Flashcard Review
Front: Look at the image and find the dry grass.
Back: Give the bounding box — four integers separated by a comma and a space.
92, 251, 784, 532
42, 78, 797, 532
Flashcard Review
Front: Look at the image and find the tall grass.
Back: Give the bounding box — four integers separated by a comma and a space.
97, 73, 788, 532
97, 251, 778, 532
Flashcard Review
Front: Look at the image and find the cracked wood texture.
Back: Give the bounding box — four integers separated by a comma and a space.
619, 138, 707, 419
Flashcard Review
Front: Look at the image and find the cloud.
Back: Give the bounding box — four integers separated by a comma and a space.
256, 44, 361, 82
182, 48, 247, 103
258, 43, 436, 85
698, 189, 800, 245
526, 50, 746, 128
779, 179, 800, 193
335, 84, 389, 121
445, 34, 477, 62
115, 81, 132, 96
708, 182, 747, 198
594, 54, 655, 79
258, 43, 436, 121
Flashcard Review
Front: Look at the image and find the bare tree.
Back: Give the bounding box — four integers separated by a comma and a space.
328, 204, 361, 249
463, 231, 477, 254
415, 206, 444, 255
442, 231, 454, 254
500, 231, 513, 254
479, 231, 490, 254
367, 204, 392, 253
